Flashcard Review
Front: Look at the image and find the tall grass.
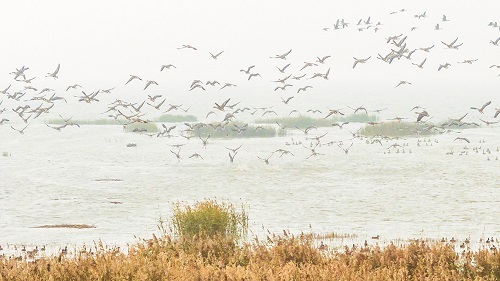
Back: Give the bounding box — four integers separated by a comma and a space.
172, 199, 248, 242
156, 114, 198, 123
359, 121, 436, 137
255, 113, 379, 129
1, 232, 498, 280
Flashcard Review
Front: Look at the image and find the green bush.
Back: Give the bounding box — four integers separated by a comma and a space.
172, 199, 248, 242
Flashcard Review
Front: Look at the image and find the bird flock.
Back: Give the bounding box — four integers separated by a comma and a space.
1, 8, 499, 165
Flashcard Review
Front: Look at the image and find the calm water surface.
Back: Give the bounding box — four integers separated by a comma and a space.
0, 124, 499, 250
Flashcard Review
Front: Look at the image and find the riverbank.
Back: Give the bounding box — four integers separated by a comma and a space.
1, 232, 498, 280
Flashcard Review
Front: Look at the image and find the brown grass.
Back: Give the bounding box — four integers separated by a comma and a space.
1, 232, 498, 280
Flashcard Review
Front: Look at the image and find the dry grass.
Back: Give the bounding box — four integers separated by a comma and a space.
1, 232, 498, 280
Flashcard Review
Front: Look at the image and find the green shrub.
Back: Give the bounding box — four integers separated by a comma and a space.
172, 199, 248, 242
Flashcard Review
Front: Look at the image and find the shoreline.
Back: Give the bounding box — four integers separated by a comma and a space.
0, 230, 498, 280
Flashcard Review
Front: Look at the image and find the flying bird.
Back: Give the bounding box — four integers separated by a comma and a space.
240, 65, 255, 74
412, 58, 427, 68
209, 51, 224, 59
177, 44, 197, 50
470, 101, 491, 114
125, 75, 142, 85
316, 55, 331, 64
248, 73, 261, 80
144, 80, 158, 90
416, 111, 429, 122
270, 49, 292, 60
276, 63, 291, 73
281, 96, 294, 104
46, 64, 60, 79
455, 137, 470, 143
353, 57, 371, 68
161, 64, 176, 71
396, 80, 412, 87
438, 63, 451, 71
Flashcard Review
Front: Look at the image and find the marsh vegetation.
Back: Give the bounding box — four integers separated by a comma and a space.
193, 121, 286, 138
255, 113, 379, 129
359, 121, 436, 137
156, 114, 198, 123
1, 200, 498, 280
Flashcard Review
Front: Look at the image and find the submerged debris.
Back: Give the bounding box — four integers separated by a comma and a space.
32, 224, 96, 229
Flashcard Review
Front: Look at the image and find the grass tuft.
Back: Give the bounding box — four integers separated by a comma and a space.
172, 199, 248, 242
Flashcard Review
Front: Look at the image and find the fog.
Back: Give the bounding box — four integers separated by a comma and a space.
0, 0, 499, 121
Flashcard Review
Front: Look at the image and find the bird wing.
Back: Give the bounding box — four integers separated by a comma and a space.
481, 101, 492, 110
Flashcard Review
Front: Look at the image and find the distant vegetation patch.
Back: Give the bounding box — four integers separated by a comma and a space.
46, 119, 123, 125
193, 121, 286, 138
335, 113, 379, 123
125, 122, 158, 133
156, 114, 198, 123
255, 116, 330, 128
2, 152, 10, 157
32, 224, 95, 229
255, 114, 379, 129
359, 121, 436, 137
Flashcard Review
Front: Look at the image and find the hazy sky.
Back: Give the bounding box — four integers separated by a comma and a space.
0, 0, 499, 120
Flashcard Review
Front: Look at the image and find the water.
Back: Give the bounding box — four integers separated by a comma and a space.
0, 124, 499, 251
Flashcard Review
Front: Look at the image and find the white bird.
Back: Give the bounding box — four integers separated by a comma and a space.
270, 49, 292, 60
161, 64, 176, 71
353, 57, 371, 68
126, 75, 142, 85
209, 51, 224, 59
46, 64, 60, 79
396, 81, 412, 87
412, 58, 427, 69
144, 80, 158, 90
438, 63, 451, 71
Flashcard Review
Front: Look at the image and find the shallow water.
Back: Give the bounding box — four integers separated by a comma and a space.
0, 124, 499, 251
